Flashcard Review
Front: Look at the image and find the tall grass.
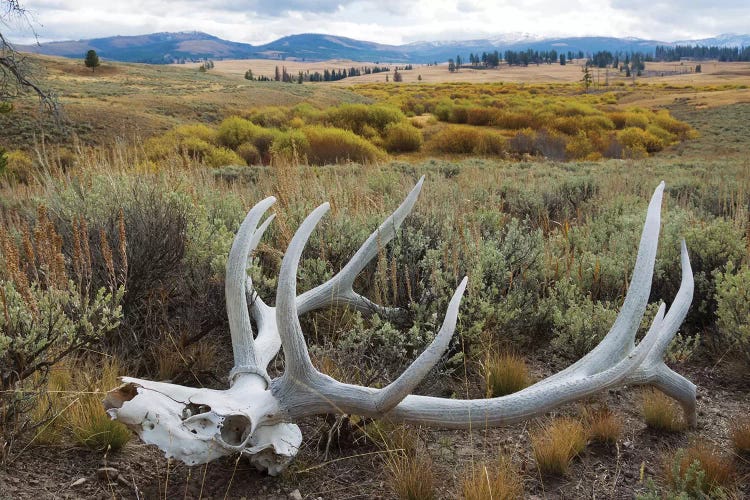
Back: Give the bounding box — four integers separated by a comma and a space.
69, 359, 131, 451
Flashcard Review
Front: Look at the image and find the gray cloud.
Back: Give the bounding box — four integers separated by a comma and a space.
4, 0, 749, 46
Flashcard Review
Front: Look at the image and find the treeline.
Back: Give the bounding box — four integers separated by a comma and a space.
448, 49, 588, 70
586, 51, 648, 71
655, 44, 750, 62
244, 65, 392, 83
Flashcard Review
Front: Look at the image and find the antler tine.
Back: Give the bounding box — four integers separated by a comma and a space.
296, 175, 425, 318
626, 239, 697, 426
276, 203, 332, 382
275, 201, 470, 417
528, 181, 664, 389
226, 196, 276, 382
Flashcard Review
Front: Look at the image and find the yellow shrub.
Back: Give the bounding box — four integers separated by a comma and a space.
565, 132, 595, 160
217, 116, 262, 148
646, 124, 677, 147
466, 107, 500, 125
617, 127, 664, 154
3, 149, 34, 183
553, 115, 584, 135
623, 111, 650, 129
427, 125, 506, 155
206, 147, 246, 167
324, 104, 405, 135
270, 129, 310, 163
581, 114, 615, 132
384, 122, 423, 153
495, 111, 535, 130
653, 110, 696, 139
245, 106, 289, 128
303, 126, 386, 165
171, 123, 217, 144
180, 136, 215, 159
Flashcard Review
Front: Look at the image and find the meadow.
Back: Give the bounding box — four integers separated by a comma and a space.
0, 54, 748, 498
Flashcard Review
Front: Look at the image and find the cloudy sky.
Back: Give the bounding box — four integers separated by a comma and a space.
5, 0, 750, 45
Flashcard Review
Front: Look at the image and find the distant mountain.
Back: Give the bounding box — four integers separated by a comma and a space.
17, 31, 257, 64
15, 31, 750, 64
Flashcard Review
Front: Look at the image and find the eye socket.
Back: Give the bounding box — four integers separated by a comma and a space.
220, 414, 252, 446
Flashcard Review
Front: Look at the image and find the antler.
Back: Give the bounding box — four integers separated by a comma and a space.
270, 181, 696, 428
106, 178, 697, 473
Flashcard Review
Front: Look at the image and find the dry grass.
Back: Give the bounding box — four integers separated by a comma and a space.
460, 455, 524, 500
386, 453, 436, 500
642, 389, 686, 432
483, 352, 532, 397
730, 417, 750, 454
663, 442, 736, 496
364, 421, 420, 457
68, 360, 131, 451
531, 417, 588, 476
29, 366, 73, 445
582, 406, 622, 444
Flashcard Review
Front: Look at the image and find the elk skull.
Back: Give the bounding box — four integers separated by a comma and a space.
106, 178, 696, 474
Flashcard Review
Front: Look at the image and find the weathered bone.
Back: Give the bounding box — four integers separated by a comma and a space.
105, 178, 696, 473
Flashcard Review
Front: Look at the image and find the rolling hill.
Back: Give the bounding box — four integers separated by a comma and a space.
15, 31, 750, 64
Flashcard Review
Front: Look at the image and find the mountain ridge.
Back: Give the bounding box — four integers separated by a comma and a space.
15, 31, 750, 64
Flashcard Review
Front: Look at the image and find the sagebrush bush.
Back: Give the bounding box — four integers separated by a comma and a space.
303, 125, 385, 165
714, 262, 750, 363
0, 208, 124, 444
546, 278, 618, 360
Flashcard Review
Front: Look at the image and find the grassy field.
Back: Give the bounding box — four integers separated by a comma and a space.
0, 53, 749, 499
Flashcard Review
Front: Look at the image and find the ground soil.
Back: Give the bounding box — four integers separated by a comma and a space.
1, 356, 748, 499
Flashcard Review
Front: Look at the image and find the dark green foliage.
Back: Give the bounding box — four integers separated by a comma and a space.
84, 50, 100, 71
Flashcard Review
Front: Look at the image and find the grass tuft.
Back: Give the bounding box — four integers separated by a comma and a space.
484, 352, 532, 397
642, 389, 686, 432
461, 455, 524, 500
582, 406, 622, 444
730, 417, 750, 454
386, 453, 436, 500
68, 360, 131, 452
531, 417, 588, 476
663, 442, 735, 496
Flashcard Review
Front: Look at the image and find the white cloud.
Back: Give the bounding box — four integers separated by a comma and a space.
4, 0, 749, 46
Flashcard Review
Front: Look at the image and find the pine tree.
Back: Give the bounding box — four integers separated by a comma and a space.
581, 65, 592, 93
85, 50, 100, 72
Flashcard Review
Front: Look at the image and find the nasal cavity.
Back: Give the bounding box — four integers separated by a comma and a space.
220, 414, 252, 446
